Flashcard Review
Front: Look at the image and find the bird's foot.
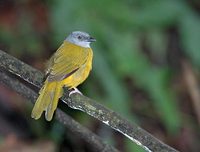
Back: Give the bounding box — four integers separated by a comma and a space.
69, 87, 82, 96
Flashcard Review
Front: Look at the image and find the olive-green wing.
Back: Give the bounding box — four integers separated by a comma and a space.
46, 42, 89, 81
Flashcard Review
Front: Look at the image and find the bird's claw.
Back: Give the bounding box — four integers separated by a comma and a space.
69, 88, 82, 96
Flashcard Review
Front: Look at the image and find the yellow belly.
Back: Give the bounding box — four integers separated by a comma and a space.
62, 55, 92, 88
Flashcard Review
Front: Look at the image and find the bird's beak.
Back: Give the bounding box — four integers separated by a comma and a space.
88, 37, 96, 42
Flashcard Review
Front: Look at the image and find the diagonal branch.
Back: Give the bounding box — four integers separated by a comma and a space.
0, 50, 178, 152
0, 69, 119, 152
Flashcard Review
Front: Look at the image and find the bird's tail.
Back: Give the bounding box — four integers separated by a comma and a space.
31, 80, 63, 121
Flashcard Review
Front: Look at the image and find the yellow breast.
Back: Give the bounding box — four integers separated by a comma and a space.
62, 43, 93, 88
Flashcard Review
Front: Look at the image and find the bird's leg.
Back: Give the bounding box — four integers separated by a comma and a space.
69, 87, 83, 96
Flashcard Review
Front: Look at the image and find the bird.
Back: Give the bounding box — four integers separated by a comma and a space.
31, 31, 96, 121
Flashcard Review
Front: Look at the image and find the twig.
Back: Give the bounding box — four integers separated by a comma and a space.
182, 60, 200, 126
0, 50, 178, 152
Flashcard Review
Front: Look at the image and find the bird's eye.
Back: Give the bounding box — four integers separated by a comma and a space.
78, 36, 82, 39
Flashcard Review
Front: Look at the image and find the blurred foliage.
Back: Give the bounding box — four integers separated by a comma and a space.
49, 0, 187, 132
0, 0, 200, 151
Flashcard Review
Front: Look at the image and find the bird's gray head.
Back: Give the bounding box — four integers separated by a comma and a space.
65, 31, 96, 48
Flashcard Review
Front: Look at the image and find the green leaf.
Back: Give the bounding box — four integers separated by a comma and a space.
179, 11, 200, 68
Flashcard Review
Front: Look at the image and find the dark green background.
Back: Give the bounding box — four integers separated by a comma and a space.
0, 0, 200, 151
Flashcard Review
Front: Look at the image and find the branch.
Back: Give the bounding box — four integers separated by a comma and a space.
0, 53, 119, 152
0, 50, 178, 152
